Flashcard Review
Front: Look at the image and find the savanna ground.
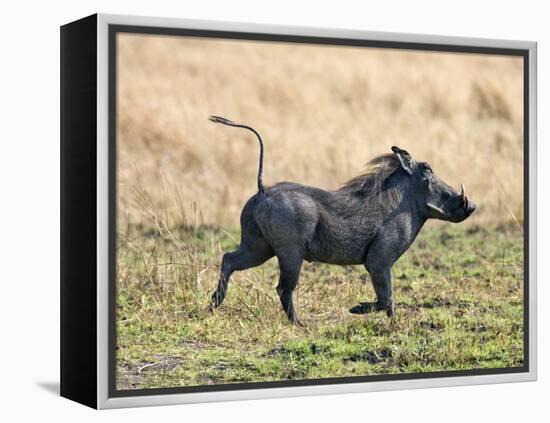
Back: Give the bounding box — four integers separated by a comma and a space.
115, 33, 525, 389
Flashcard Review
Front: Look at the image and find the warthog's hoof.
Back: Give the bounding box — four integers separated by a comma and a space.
207, 299, 222, 313
350, 302, 394, 317
292, 319, 305, 327
349, 302, 377, 314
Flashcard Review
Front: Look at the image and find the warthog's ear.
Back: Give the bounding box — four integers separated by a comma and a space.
391, 146, 415, 175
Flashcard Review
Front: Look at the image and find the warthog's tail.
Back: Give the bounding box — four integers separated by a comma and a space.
209, 115, 265, 194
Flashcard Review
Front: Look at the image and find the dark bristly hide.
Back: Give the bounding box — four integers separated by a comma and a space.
339, 153, 401, 197
208, 117, 476, 324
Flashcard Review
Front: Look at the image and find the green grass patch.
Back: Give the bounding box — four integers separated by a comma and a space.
115, 222, 524, 390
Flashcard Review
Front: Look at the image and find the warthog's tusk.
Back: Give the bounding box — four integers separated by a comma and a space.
427, 203, 446, 217
460, 184, 466, 208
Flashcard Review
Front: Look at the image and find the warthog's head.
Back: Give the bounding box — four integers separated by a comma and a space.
391, 146, 476, 223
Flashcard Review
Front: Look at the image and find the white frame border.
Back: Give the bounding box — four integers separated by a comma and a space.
96, 13, 537, 409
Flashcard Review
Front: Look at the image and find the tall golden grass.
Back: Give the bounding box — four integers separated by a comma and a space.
117, 33, 524, 229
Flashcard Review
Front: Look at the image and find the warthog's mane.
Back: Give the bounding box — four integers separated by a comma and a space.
338, 153, 401, 199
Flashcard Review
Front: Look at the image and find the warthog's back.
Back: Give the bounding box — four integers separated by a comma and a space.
249, 182, 377, 265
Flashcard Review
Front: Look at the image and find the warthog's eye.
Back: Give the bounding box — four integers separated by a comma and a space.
441, 191, 451, 201
422, 163, 433, 174
421, 163, 433, 187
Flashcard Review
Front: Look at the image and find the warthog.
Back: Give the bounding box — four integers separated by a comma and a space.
208, 116, 476, 324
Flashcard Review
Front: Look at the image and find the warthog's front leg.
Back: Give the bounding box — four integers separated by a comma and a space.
349, 267, 394, 318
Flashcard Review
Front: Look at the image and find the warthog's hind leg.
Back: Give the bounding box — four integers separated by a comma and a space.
275, 250, 304, 325
210, 243, 273, 310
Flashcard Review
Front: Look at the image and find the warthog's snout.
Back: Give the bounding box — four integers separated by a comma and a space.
463, 198, 476, 217
427, 183, 477, 223
459, 184, 476, 220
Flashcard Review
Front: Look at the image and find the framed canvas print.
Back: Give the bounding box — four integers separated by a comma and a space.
60, 13, 537, 409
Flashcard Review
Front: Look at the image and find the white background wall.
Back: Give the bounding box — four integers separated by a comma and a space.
1, 0, 547, 421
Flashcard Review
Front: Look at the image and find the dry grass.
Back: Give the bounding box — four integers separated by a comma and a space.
115, 33, 525, 390
117, 33, 524, 228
